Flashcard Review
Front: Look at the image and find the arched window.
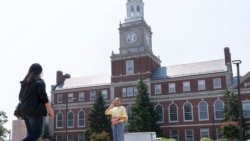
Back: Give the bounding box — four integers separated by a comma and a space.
56, 113, 63, 128
169, 104, 178, 122
155, 105, 163, 123
67, 112, 74, 128
199, 101, 208, 120
214, 100, 224, 119
184, 102, 193, 121
78, 111, 85, 127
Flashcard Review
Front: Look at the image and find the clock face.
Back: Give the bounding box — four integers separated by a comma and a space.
126, 32, 137, 44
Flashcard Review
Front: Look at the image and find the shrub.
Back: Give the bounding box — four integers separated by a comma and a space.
90, 131, 111, 141
200, 137, 213, 141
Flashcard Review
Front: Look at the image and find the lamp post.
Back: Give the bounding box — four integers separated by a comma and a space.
8, 129, 11, 141
66, 96, 68, 140
232, 59, 243, 141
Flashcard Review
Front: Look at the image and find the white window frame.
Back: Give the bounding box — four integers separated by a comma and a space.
101, 90, 108, 99
213, 78, 221, 89
155, 105, 164, 123
169, 83, 176, 93
78, 133, 85, 141
243, 102, 250, 118
122, 88, 127, 97
134, 86, 138, 96
56, 113, 63, 128
67, 112, 74, 128
169, 104, 178, 122
183, 81, 190, 92
90, 91, 96, 100
68, 93, 74, 102
216, 128, 223, 139
198, 80, 206, 90
127, 87, 134, 97
155, 84, 162, 94
57, 94, 63, 103
185, 129, 194, 141
183, 102, 193, 121
199, 101, 208, 121
78, 92, 84, 101
200, 128, 210, 138
78, 111, 85, 127
170, 129, 179, 140
126, 60, 134, 74
214, 100, 224, 119
67, 134, 73, 141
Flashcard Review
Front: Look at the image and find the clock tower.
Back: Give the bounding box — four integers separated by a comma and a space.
111, 0, 161, 83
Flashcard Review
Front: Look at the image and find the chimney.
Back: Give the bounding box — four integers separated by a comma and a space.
224, 47, 231, 65
56, 71, 64, 84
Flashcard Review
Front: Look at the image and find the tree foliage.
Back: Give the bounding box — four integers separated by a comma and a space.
223, 89, 239, 121
127, 79, 162, 136
85, 92, 112, 141
0, 111, 8, 141
42, 123, 53, 140
221, 89, 241, 140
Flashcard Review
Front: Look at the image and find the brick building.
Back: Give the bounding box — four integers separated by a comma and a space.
51, 0, 250, 140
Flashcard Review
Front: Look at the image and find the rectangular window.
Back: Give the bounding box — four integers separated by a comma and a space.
56, 135, 62, 141
126, 60, 134, 74
102, 90, 108, 99
122, 88, 127, 97
170, 130, 179, 140
90, 91, 96, 100
169, 83, 176, 93
243, 102, 250, 118
68, 134, 73, 141
200, 128, 209, 138
185, 129, 194, 141
68, 93, 74, 102
183, 81, 190, 92
57, 94, 62, 103
155, 84, 162, 94
198, 80, 206, 90
127, 87, 134, 97
78, 92, 84, 101
213, 78, 221, 89
134, 86, 138, 96
216, 128, 223, 139
78, 133, 85, 141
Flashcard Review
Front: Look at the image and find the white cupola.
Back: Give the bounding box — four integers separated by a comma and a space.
125, 0, 144, 23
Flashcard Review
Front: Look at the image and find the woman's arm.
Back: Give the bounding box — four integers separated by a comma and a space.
45, 102, 54, 117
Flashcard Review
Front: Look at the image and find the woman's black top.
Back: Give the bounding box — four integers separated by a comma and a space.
19, 78, 49, 117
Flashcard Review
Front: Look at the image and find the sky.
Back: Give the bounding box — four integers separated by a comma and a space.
0, 0, 249, 135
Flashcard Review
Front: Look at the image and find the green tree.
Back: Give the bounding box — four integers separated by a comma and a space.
221, 89, 241, 140
85, 92, 112, 141
128, 79, 162, 136
223, 89, 238, 121
42, 123, 53, 140
0, 111, 8, 141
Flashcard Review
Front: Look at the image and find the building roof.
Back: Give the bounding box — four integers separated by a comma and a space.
55, 59, 227, 90
152, 59, 227, 79
55, 74, 111, 90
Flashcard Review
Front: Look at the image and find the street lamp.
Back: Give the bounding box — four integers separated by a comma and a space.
232, 59, 243, 141
65, 95, 76, 140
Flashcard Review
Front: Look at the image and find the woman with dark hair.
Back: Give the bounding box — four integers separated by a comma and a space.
19, 63, 54, 141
